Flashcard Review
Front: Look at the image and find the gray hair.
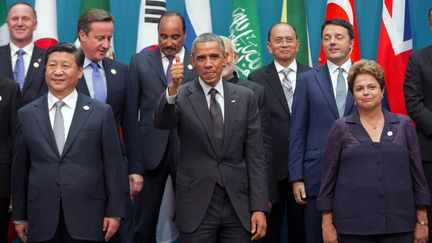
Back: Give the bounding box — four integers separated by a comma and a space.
219, 35, 237, 53
191, 33, 225, 54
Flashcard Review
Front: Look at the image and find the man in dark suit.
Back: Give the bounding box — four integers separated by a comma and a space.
248, 22, 309, 243
288, 18, 356, 243
76, 9, 141, 242
154, 33, 268, 242
404, 7, 432, 238
0, 2, 46, 106
129, 11, 197, 242
0, 76, 21, 243
12, 42, 125, 243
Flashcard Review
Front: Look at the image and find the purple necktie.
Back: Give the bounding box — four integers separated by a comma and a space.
90, 62, 107, 102
13, 49, 25, 90
166, 56, 174, 85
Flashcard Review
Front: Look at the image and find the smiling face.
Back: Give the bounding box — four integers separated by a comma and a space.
79, 21, 113, 61
45, 51, 83, 99
191, 41, 227, 87
322, 24, 353, 66
352, 73, 384, 111
7, 3, 37, 47
266, 23, 299, 66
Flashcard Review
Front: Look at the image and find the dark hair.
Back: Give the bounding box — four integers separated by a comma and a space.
347, 59, 385, 93
267, 22, 297, 41
157, 11, 186, 34
45, 42, 85, 68
191, 33, 225, 55
321, 18, 354, 40
77, 8, 114, 36
7, 2, 37, 20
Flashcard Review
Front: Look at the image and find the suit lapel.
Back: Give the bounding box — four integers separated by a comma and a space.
265, 63, 290, 114
188, 79, 219, 155
61, 93, 93, 157
31, 95, 60, 156
103, 58, 115, 104
0, 45, 13, 78
182, 48, 195, 82
314, 64, 339, 119
222, 82, 238, 155
23, 46, 44, 94
77, 76, 91, 96
148, 49, 166, 86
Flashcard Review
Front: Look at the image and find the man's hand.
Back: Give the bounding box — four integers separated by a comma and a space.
129, 173, 144, 198
168, 55, 183, 96
15, 222, 28, 243
414, 223, 428, 243
292, 181, 307, 204
102, 217, 120, 241
322, 223, 338, 243
251, 211, 267, 241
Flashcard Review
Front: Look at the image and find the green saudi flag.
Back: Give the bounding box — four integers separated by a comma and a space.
281, 0, 310, 66
0, 0, 9, 45
229, 0, 263, 79
75, 0, 115, 59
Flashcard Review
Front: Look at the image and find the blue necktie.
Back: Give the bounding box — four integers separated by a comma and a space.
53, 101, 65, 154
336, 68, 346, 118
13, 49, 25, 90
90, 62, 107, 102
166, 56, 174, 85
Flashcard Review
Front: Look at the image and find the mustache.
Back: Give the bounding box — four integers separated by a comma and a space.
163, 46, 176, 51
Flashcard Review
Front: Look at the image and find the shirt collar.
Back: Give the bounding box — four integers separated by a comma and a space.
84, 58, 103, 69
199, 77, 224, 98
10, 42, 34, 55
274, 59, 297, 73
161, 47, 186, 62
327, 59, 352, 74
48, 89, 78, 110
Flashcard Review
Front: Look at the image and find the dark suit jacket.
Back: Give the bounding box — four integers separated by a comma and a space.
0, 44, 47, 106
248, 61, 310, 184
76, 57, 142, 174
154, 79, 268, 232
289, 64, 355, 197
12, 93, 126, 242
317, 110, 430, 234
129, 47, 197, 170
404, 45, 432, 162
0, 76, 21, 198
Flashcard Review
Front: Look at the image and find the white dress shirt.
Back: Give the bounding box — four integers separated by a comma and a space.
274, 59, 298, 92
47, 90, 78, 139
83, 58, 107, 99
10, 42, 34, 77
327, 59, 351, 98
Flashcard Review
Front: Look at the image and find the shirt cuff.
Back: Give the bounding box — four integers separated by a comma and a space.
14, 220, 28, 224
166, 87, 177, 104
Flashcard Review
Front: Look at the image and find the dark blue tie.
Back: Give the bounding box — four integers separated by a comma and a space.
166, 56, 174, 85
90, 62, 106, 102
13, 49, 25, 90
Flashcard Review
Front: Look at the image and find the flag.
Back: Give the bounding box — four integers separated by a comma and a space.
0, 0, 9, 45
75, 0, 115, 59
184, 0, 212, 50
136, 0, 166, 53
318, 0, 361, 64
281, 0, 311, 66
377, 0, 412, 115
230, 0, 263, 79
33, 0, 58, 49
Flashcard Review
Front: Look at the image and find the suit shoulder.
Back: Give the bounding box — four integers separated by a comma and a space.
236, 78, 264, 93
19, 94, 45, 113
249, 64, 271, 79
226, 81, 255, 98
410, 45, 432, 60
0, 75, 18, 87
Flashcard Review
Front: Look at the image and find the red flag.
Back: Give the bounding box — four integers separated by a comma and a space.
33, 0, 58, 49
318, 0, 361, 64
376, 0, 412, 115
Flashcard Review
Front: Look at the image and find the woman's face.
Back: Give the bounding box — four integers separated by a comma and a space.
352, 73, 384, 111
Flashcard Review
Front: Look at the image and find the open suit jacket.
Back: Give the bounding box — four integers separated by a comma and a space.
0, 44, 46, 106
248, 61, 310, 185
12, 93, 126, 242
404, 46, 432, 162
76, 57, 142, 175
154, 79, 269, 233
289, 64, 355, 197
129, 47, 197, 170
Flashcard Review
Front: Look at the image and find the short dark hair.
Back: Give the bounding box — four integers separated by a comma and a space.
7, 2, 37, 20
347, 59, 385, 93
321, 18, 354, 40
157, 11, 186, 34
45, 42, 85, 68
267, 22, 297, 42
77, 8, 114, 36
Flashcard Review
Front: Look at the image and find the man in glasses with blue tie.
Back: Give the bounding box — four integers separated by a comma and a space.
0, 2, 47, 106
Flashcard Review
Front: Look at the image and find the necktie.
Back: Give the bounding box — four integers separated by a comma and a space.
166, 56, 174, 85
90, 62, 106, 102
13, 49, 25, 90
53, 101, 65, 154
336, 67, 346, 118
209, 88, 224, 154
281, 68, 294, 111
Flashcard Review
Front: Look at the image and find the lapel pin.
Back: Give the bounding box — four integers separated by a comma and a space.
83, 105, 90, 111
187, 64, 193, 70
231, 99, 236, 103
111, 69, 117, 75
33, 62, 39, 68
387, 131, 393, 136
0, 96, 2, 102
